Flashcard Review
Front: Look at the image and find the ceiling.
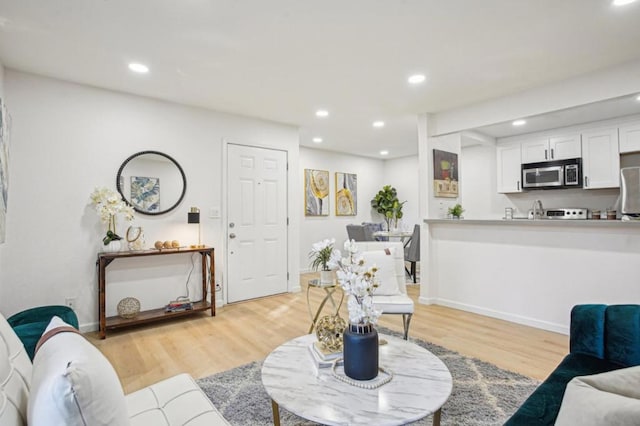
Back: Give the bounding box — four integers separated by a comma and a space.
1, 1, 640, 159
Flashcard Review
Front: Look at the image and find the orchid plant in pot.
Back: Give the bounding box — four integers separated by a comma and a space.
309, 238, 339, 284
89, 187, 135, 251
328, 239, 382, 380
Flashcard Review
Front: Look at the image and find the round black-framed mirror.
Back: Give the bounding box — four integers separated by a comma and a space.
116, 151, 187, 216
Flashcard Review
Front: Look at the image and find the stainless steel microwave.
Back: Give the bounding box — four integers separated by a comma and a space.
521, 158, 582, 190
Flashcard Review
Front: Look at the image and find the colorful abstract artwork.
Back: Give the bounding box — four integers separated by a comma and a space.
305, 169, 329, 216
335, 172, 357, 216
433, 149, 459, 198
131, 176, 160, 213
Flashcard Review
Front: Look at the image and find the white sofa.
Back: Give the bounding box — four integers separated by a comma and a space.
0, 312, 229, 426
354, 241, 414, 339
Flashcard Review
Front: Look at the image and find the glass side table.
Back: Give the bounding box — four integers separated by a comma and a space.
307, 279, 344, 333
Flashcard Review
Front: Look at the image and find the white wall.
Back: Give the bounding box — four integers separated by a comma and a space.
1, 71, 299, 329
431, 58, 640, 136
298, 148, 421, 271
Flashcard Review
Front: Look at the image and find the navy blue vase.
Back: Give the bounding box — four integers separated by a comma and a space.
343, 323, 378, 380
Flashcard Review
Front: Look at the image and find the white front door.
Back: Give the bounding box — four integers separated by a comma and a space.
227, 144, 288, 303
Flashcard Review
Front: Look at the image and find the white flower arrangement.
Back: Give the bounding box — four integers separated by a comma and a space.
309, 238, 341, 271
89, 187, 135, 244
329, 239, 381, 326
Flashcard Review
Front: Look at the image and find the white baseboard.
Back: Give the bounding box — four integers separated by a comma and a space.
418, 296, 437, 305
435, 298, 569, 335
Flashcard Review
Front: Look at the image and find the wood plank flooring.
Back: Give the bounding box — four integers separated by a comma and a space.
89, 273, 568, 394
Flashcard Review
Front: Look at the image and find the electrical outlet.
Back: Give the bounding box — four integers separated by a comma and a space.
215, 280, 222, 291
65, 297, 77, 310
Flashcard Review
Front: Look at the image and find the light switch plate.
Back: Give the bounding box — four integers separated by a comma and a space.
209, 207, 220, 218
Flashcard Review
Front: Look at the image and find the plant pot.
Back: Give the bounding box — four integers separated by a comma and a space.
343, 323, 378, 380
103, 240, 122, 253
320, 270, 334, 285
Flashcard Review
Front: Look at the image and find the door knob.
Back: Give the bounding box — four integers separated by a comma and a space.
229, 233, 236, 239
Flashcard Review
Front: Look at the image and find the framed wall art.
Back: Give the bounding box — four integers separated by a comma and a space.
130, 176, 160, 213
305, 169, 329, 216
433, 149, 459, 198
335, 172, 357, 216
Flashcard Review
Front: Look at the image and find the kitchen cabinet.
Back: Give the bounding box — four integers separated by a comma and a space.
521, 134, 581, 163
497, 143, 522, 193
619, 121, 640, 154
581, 127, 620, 189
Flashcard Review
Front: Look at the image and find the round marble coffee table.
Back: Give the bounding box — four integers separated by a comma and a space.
261, 333, 452, 426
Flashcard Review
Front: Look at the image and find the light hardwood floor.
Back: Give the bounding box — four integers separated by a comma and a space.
89, 273, 569, 394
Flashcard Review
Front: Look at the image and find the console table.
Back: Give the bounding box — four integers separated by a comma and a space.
96, 247, 215, 339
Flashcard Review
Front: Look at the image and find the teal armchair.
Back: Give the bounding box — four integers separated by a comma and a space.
7, 305, 79, 360
505, 304, 640, 425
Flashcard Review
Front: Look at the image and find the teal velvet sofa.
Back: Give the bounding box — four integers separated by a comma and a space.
505, 304, 640, 425
7, 305, 78, 360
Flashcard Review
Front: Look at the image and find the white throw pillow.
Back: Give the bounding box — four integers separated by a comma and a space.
361, 248, 399, 295
28, 316, 130, 426
555, 365, 640, 426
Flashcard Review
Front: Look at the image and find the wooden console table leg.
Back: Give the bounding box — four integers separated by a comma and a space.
98, 258, 107, 339
271, 399, 281, 426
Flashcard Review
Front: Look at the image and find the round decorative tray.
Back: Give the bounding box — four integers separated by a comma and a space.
117, 297, 141, 319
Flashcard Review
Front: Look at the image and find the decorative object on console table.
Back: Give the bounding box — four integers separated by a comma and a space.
330, 239, 381, 380
126, 226, 145, 250
309, 238, 339, 285
188, 207, 204, 248
89, 186, 135, 251
433, 149, 459, 198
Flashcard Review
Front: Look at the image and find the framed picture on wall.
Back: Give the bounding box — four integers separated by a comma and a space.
130, 176, 160, 213
433, 149, 459, 198
335, 172, 357, 216
305, 169, 329, 216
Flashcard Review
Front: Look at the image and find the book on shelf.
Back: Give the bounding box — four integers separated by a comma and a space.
165, 301, 193, 312
308, 341, 343, 369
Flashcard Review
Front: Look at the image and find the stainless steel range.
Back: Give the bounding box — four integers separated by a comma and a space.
528, 208, 588, 220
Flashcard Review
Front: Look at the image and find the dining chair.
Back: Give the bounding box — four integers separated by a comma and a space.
354, 241, 414, 339
362, 222, 387, 241
404, 224, 420, 283
346, 224, 367, 241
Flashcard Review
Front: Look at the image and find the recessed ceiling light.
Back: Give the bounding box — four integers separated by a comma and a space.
613, 0, 637, 6
128, 62, 149, 74
312, 137, 323, 143
380, 150, 389, 156
315, 109, 329, 118
408, 74, 426, 84
512, 119, 527, 126
373, 121, 385, 128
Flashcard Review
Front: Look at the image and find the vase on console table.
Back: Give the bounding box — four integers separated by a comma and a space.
102, 240, 122, 253
343, 323, 379, 380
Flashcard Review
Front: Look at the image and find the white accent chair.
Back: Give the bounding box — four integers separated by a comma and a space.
0, 312, 230, 426
354, 241, 415, 339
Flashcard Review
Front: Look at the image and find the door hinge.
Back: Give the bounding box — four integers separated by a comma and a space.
287, 217, 289, 225
286, 162, 289, 170
287, 272, 290, 281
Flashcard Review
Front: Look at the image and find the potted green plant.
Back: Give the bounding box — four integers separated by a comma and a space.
448, 203, 464, 219
371, 185, 406, 230
309, 238, 338, 284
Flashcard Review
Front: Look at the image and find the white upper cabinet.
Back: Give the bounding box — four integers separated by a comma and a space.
550, 134, 582, 160
581, 127, 620, 189
521, 134, 581, 163
521, 138, 549, 163
619, 121, 640, 154
497, 144, 522, 193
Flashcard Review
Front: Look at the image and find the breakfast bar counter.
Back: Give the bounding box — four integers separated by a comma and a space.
420, 218, 640, 335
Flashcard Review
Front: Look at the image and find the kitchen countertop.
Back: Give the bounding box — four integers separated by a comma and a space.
424, 218, 640, 227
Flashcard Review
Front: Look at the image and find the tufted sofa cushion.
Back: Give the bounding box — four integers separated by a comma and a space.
0, 313, 32, 425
